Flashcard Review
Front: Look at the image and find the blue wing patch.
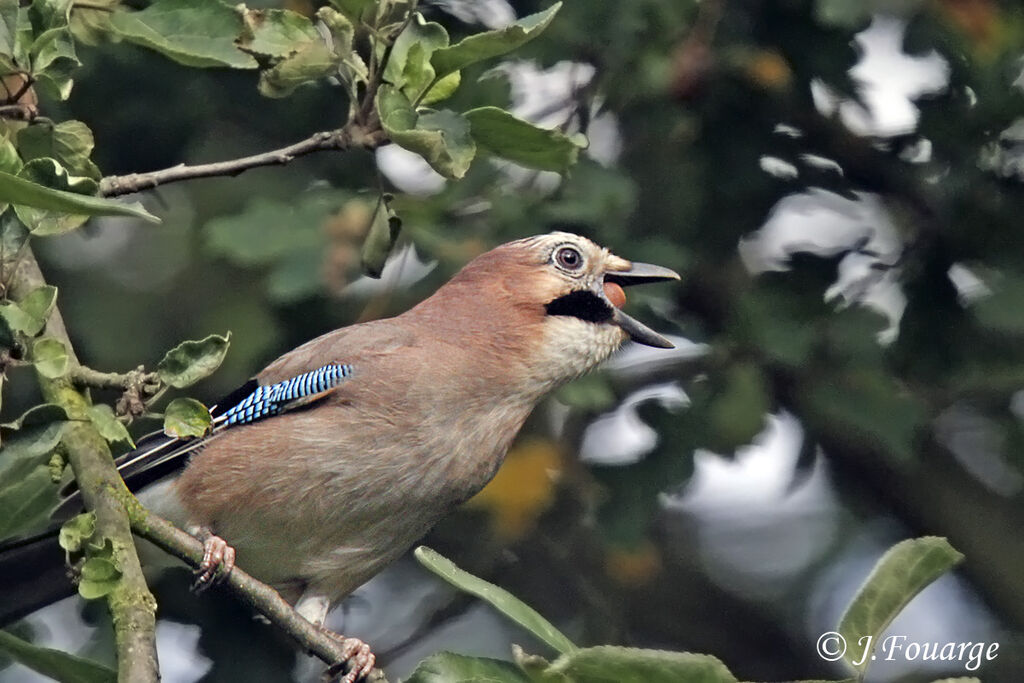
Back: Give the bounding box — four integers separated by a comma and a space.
216, 363, 353, 427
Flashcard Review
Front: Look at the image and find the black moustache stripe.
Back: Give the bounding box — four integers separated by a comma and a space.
545, 290, 613, 323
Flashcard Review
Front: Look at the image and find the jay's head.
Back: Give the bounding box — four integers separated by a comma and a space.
428, 232, 680, 387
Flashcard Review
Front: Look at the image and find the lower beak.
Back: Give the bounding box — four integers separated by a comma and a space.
604, 260, 680, 349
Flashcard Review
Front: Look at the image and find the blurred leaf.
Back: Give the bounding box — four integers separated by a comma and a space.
236, 7, 318, 61
429, 3, 561, 83
838, 537, 964, 673
414, 546, 577, 655
555, 372, 615, 411
87, 404, 132, 446
377, 85, 475, 179
78, 555, 121, 600
465, 107, 586, 173
1, 403, 66, 430
327, 0, 373, 22
361, 193, 401, 278
405, 652, 530, 683
69, 0, 119, 45
31, 336, 68, 378
544, 646, 737, 683
0, 629, 115, 683
156, 333, 230, 388
971, 270, 1024, 335
705, 362, 769, 453
206, 192, 342, 264
801, 370, 925, 463
0, 2, 25, 66
59, 511, 96, 554
17, 120, 99, 179
163, 397, 211, 438
109, 0, 257, 69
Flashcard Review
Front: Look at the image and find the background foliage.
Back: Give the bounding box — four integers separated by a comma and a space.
2, 0, 1024, 681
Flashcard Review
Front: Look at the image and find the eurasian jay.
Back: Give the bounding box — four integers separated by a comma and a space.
0, 232, 678, 682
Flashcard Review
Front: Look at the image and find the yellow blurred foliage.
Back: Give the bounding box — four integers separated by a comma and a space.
745, 50, 792, 90
604, 540, 663, 586
465, 438, 563, 541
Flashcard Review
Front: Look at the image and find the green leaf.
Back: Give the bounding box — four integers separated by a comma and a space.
156, 333, 230, 388
414, 546, 577, 655
14, 157, 96, 235
383, 13, 449, 102
420, 71, 460, 106
545, 646, 737, 683
236, 7, 319, 61
429, 3, 561, 83
17, 284, 57, 334
0, 300, 39, 336
31, 26, 80, 100
376, 85, 475, 179
78, 556, 121, 600
17, 120, 98, 179
257, 38, 335, 98
254, 7, 353, 98
0, 420, 64, 542
0, 1, 23, 64
465, 107, 586, 173
838, 537, 964, 674
109, 0, 258, 69
0, 165, 156, 228
1, 402, 67, 430
405, 652, 530, 683
69, 0, 119, 46
87, 404, 132, 446
0, 629, 116, 683
59, 512, 96, 553
31, 336, 68, 378
0, 464, 59, 541
163, 397, 212, 438
361, 193, 401, 278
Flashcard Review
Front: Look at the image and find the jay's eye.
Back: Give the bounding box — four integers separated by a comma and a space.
555, 246, 583, 271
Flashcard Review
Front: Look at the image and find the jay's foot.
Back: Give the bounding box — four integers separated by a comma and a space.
190, 530, 235, 592
320, 629, 375, 683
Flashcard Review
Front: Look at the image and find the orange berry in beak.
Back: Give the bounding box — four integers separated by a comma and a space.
604, 281, 627, 308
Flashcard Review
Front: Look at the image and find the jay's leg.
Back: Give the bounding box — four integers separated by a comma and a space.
295, 592, 376, 683
188, 525, 235, 592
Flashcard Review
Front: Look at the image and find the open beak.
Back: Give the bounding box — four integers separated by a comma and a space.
603, 261, 680, 349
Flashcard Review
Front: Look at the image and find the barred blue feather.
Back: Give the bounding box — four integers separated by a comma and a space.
217, 363, 353, 427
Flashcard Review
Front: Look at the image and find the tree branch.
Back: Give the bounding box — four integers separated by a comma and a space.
9, 247, 160, 683
98, 123, 387, 198
118, 493, 388, 682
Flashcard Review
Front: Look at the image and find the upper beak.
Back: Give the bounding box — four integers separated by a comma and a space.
604, 260, 680, 349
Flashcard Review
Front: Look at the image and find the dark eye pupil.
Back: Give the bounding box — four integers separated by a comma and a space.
557, 247, 581, 269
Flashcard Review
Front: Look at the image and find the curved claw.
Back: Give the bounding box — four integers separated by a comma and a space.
191, 532, 235, 593
321, 631, 376, 683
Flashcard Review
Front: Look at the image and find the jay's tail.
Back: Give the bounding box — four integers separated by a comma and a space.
0, 527, 72, 626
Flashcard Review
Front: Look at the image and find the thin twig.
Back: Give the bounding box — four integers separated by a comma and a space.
70, 365, 156, 391
98, 124, 386, 198
121, 497, 388, 682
